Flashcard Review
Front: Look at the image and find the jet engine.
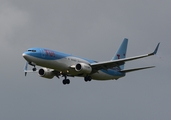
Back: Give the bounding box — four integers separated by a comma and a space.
75, 63, 92, 74
38, 68, 55, 79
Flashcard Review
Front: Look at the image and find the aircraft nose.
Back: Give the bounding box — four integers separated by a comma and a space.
22, 52, 28, 59
22, 53, 26, 57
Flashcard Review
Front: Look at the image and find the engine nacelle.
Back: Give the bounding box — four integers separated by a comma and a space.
75, 63, 92, 74
38, 68, 55, 79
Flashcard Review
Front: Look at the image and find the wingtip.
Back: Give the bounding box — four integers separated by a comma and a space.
123, 38, 128, 41
153, 42, 160, 55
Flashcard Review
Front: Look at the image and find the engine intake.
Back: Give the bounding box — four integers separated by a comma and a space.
75, 63, 92, 74
38, 68, 55, 79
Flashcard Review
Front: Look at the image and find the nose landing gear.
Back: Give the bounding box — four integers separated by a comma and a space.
32, 67, 37, 71
28, 62, 37, 71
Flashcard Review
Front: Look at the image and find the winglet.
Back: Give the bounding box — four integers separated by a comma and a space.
153, 42, 160, 55
149, 42, 160, 55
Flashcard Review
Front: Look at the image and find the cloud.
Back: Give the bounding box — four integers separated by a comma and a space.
0, 2, 29, 51
0, 1, 171, 120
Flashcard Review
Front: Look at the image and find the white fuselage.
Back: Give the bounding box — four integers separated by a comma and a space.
24, 53, 125, 80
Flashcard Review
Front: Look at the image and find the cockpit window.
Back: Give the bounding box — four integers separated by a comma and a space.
28, 50, 36, 52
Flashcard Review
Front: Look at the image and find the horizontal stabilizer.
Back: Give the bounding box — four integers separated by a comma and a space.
24, 70, 38, 73
120, 66, 155, 73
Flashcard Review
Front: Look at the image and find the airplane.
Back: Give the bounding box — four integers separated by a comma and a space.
22, 38, 160, 85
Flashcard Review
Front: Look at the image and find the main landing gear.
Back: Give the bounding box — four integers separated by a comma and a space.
84, 76, 92, 82
62, 75, 70, 85
62, 76, 91, 85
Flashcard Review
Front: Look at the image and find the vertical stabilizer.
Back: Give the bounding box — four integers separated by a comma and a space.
112, 38, 128, 69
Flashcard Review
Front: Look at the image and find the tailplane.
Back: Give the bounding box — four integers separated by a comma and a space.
120, 66, 155, 73
112, 38, 128, 69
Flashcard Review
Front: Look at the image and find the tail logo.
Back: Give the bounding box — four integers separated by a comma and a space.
117, 53, 125, 59
117, 54, 120, 59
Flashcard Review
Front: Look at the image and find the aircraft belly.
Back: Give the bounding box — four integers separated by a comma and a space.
91, 72, 116, 80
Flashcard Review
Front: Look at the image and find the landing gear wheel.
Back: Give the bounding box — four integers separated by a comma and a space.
66, 79, 70, 84
32, 67, 37, 71
63, 80, 66, 85
84, 76, 91, 82
63, 79, 70, 85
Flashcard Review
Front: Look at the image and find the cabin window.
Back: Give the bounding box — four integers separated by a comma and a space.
28, 50, 36, 52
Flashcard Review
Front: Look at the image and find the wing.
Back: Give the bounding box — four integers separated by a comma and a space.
91, 43, 160, 70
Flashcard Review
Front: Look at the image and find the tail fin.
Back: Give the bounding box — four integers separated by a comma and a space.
112, 38, 128, 69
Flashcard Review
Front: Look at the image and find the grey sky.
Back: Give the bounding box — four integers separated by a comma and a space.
0, 0, 171, 120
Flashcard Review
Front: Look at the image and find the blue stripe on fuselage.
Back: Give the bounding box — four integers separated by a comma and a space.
24, 48, 97, 63
24, 48, 73, 60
